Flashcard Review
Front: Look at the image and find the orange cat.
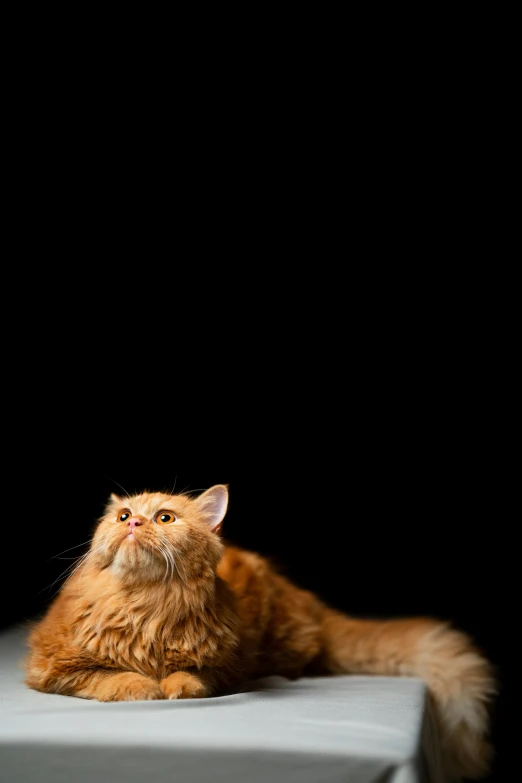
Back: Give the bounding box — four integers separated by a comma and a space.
25, 485, 495, 781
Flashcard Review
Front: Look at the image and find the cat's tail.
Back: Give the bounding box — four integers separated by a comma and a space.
319, 610, 496, 781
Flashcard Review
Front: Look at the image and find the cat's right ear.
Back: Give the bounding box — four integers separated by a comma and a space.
194, 485, 229, 534
106, 493, 121, 508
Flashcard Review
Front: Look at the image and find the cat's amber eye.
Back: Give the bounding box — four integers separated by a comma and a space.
156, 512, 177, 525
119, 512, 131, 523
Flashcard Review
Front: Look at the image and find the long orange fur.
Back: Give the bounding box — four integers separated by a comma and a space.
25, 485, 495, 781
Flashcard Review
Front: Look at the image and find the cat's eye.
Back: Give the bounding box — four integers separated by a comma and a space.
119, 512, 131, 523
156, 512, 177, 525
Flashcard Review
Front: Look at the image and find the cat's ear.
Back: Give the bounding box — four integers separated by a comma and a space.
106, 493, 122, 508
195, 485, 229, 534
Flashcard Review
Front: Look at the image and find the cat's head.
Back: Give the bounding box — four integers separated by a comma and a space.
89, 485, 228, 584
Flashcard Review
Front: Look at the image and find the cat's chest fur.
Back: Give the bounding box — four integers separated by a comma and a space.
70, 582, 234, 679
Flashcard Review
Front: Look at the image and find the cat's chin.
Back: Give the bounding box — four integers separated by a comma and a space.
110, 538, 171, 583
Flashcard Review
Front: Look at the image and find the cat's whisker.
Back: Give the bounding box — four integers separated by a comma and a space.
40, 535, 105, 594
47, 538, 94, 561
170, 543, 184, 564
38, 552, 92, 595
56, 542, 106, 594
164, 551, 172, 584
156, 545, 167, 582
166, 548, 177, 583
74, 543, 109, 592
159, 537, 188, 586
165, 552, 174, 579
164, 547, 175, 583
183, 487, 210, 498
157, 544, 171, 584
172, 551, 188, 585
161, 544, 176, 584
109, 478, 131, 498
42, 559, 87, 597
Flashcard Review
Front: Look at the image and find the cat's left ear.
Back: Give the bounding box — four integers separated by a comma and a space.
195, 485, 229, 534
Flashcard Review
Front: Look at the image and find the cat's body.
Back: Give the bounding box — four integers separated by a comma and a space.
26, 485, 495, 781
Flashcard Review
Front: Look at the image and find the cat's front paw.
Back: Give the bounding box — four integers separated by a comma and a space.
160, 671, 208, 699
95, 672, 163, 702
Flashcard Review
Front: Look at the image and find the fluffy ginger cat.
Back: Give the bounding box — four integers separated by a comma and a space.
25, 485, 494, 781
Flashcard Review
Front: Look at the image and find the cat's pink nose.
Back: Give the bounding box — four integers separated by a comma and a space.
127, 518, 143, 531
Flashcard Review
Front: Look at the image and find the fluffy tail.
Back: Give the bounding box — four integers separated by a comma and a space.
319, 610, 495, 781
